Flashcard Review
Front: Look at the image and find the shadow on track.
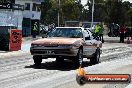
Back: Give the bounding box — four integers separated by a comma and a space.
25, 60, 92, 71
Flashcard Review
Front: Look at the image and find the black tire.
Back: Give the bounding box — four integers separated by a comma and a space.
75, 48, 83, 67
90, 48, 100, 65
102, 39, 104, 43
76, 75, 87, 85
56, 57, 64, 64
33, 55, 42, 66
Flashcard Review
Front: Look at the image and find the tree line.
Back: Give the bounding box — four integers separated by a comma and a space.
40, 0, 132, 26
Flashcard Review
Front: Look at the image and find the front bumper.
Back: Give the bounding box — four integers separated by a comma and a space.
30, 46, 78, 57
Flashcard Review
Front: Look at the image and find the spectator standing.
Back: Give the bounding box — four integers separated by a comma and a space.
32, 22, 38, 38
99, 24, 104, 43
94, 23, 101, 40
108, 23, 114, 37
119, 24, 126, 43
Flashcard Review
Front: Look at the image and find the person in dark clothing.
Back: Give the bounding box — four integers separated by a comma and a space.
99, 24, 104, 43
32, 22, 38, 38
119, 24, 126, 43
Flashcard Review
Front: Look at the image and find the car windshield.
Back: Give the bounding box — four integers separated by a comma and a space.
47, 28, 83, 38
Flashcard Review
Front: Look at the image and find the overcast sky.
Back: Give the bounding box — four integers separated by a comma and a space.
81, 0, 132, 5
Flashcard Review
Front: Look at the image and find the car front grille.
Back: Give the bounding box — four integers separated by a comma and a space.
31, 49, 73, 55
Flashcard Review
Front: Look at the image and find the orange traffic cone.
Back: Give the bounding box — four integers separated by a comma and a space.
126, 37, 130, 44
77, 66, 86, 76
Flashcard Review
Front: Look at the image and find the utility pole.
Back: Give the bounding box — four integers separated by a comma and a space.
58, 0, 60, 27
79, 0, 82, 22
91, 0, 94, 28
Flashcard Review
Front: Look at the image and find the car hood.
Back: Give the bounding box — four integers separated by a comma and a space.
31, 37, 82, 45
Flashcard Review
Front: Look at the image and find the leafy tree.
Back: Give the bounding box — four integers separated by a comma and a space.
122, 1, 132, 26
40, 0, 83, 25
104, 0, 131, 25
61, 1, 83, 21
85, 0, 106, 22
41, 0, 52, 24
40, 0, 132, 26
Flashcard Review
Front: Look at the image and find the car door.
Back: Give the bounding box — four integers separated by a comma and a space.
83, 30, 97, 56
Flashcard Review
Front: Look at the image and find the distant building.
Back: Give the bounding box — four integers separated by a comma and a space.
0, 0, 44, 37
0, 1, 23, 29
15, 0, 44, 37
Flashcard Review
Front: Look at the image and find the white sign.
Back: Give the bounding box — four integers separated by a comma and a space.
0, 11, 23, 30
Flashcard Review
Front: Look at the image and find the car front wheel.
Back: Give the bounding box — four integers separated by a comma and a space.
75, 48, 83, 67
33, 55, 42, 66
90, 48, 100, 65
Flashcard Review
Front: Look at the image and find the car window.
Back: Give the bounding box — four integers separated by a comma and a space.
47, 28, 83, 38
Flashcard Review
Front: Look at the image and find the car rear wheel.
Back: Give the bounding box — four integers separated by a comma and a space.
90, 48, 100, 65
33, 55, 42, 66
75, 49, 83, 67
